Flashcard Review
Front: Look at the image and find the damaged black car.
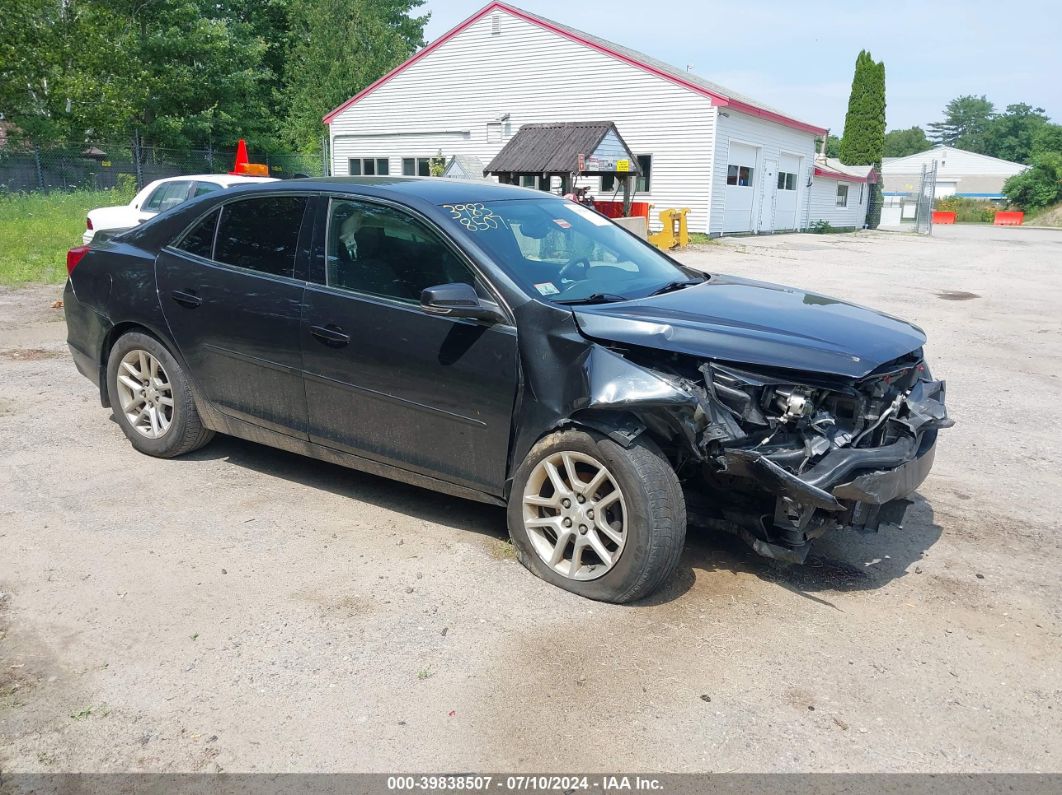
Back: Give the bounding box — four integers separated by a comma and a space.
63, 177, 951, 603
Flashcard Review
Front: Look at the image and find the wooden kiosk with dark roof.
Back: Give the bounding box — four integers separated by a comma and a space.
484, 121, 642, 214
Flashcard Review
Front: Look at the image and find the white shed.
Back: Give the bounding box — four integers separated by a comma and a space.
324, 1, 831, 235
806, 159, 874, 229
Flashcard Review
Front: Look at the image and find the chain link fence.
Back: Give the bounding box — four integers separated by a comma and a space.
0, 140, 329, 194
880, 161, 938, 234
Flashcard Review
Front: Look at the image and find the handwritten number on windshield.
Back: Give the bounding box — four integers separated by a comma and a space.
443, 203, 501, 231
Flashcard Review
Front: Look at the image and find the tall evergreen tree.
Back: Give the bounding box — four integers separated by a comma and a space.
839, 51, 886, 166
839, 50, 886, 227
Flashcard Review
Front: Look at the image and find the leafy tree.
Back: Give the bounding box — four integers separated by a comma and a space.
884, 126, 932, 158
0, 0, 78, 143
1004, 124, 1062, 212
283, 0, 428, 152
815, 134, 841, 158
1003, 152, 1062, 212
927, 95, 995, 151
1031, 124, 1062, 157
983, 103, 1050, 164
839, 50, 885, 227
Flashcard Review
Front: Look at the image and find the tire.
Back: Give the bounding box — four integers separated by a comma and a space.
507, 429, 686, 603
105, 331, 214, 458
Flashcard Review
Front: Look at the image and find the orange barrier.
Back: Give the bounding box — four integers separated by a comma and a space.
593, 200, 651, 219
932, 211, 956, 224
994, 211, 1024, 226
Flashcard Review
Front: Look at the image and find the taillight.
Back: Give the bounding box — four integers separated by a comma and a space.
86, 216, 93, 230
67, 245, 90, 275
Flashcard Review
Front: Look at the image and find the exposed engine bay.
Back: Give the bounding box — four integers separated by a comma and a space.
585, 343, 953, 562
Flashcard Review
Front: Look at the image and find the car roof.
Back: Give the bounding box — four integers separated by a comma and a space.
228, 175, 557, 204
144, 174, 276, 189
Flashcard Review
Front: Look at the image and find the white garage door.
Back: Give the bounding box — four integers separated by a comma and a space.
723, 142, 759, 233
774, 153, 801, 230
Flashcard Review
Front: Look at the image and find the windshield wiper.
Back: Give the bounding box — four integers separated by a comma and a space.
554, 292, 629, 305
646, 278, 705, 297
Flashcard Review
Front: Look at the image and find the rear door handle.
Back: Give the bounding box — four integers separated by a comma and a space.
171, 289, 202, 308
310, 324, 351, 348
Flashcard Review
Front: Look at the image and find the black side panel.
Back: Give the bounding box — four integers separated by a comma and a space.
156, 251, 308, 437
64, 241, 178, 397
300, 286, 519, 494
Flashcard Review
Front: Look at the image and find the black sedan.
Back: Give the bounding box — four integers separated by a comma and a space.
64, 177, 951, 602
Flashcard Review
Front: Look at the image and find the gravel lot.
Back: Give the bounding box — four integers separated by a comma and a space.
1, 225, 1060, 773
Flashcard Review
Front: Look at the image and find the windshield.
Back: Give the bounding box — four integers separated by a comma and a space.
438, 199, 702, 303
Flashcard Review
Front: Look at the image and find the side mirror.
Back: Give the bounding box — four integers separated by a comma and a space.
420, 282, 504, 323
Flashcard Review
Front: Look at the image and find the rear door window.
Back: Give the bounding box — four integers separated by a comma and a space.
175, 209, 220, 259
143, 181, 192, 212
214, 196, 309, 278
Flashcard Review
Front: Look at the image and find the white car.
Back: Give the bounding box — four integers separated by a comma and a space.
83, 174, 275, 244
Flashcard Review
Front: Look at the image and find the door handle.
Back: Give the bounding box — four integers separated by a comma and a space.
171, 289, 202, 308
310, 324, 351, 348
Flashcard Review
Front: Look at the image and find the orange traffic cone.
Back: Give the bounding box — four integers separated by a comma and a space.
229, 139, 250, 175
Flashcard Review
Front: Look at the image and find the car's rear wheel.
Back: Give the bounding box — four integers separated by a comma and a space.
105, 331, 213, 458
507, 429, 686, 603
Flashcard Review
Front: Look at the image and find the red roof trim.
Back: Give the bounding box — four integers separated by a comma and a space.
323, 1, 828, 136
814, 165, 869, 183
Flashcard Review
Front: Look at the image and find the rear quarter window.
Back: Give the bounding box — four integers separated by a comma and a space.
175, 208, 220, 259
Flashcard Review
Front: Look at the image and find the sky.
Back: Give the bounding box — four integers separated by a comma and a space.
420, 0, 1062, 134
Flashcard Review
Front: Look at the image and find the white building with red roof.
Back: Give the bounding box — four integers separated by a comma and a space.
324, 2, 860, 235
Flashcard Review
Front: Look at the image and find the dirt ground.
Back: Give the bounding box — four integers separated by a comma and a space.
1, 225, 1060, 773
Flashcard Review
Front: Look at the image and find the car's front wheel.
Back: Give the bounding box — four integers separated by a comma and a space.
507, 429, 686, 603
105, 331, 213, 458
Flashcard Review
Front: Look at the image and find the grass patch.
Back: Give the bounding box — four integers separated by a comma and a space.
687, 232, 716, 245
0, 188, 133, 286
488, 537, 517, 561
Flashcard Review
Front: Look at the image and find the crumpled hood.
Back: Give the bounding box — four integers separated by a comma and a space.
572, 274, 927, 379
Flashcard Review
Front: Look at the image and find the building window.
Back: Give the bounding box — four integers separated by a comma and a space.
401, 157, 433, 176
519, 175, 537, 188
349, 158, 389, 176
836, 184, 849, 207
776, 171, 797, 191
601, 154, 652, 194
859, 183, 865, 204
727, 165, 754, 187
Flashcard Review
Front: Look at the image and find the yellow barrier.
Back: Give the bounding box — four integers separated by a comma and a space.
648, 208, 690, 250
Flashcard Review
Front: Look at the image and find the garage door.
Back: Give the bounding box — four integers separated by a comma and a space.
723, 142, 759, 233
774, 154, 801, 230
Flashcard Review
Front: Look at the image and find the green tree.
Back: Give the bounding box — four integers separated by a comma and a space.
1004, 124, 1062, 212
927, 95, 995, 151
1003, 152, 1062, 212
839, 50, 886, 227
1031, 124, 1062, 157
883, 126, 932, 158
839, 51, 886, 167
815, 134, 841, 158
0, 0, 78, 144
282, 0, 428, 153
983, 103, 1050, 164
1, 0, 282, 150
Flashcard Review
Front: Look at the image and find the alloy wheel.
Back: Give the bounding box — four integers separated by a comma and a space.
114, 349, 174, 439
521, 451, 627, 580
